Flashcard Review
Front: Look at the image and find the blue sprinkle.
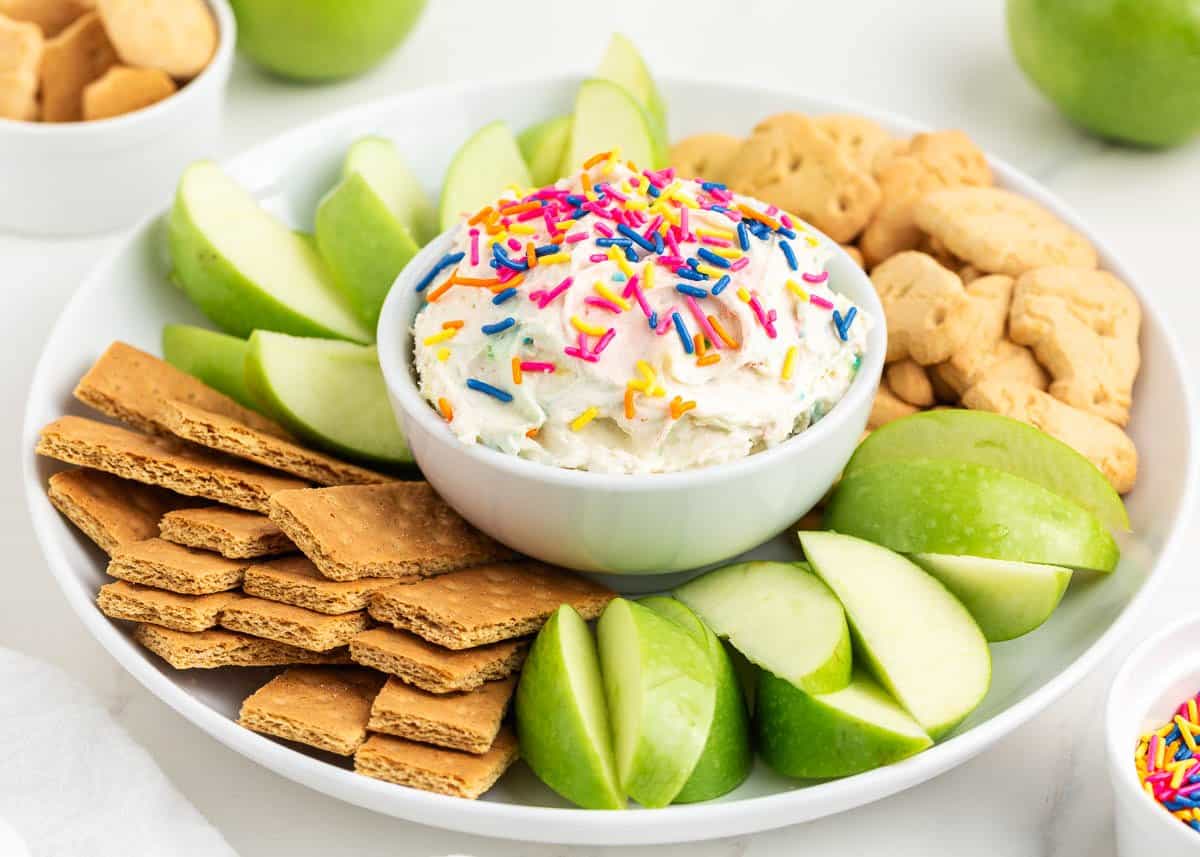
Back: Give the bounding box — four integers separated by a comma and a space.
414, 251, 466, 292
491, 288, 518, 305
565, 194, 585, 205
711, 204, 732, 216
617, 224, 656, 252
711, 274, 731, 295
481, 317, 516, 335
492, 243, 528, 272
676, 266, 708, 281
672, 312, 694, 354
697, 248, 731, 268
749, 221, 771, 240
1178, 744, 1195, 762
647, 183, 661, 198
595, 237, 633, 248
1191, 820, 1200, 833
832, 306, 858, 341
652, 232, 665, 253
700, 181, 728, 192
624, 246, 639, 263
676, 284, 708, 298
1168, 726, 1182, 744
488, 259, 499, 269
686, 258, 701, 269
534, 243, 561, 257
777, 226, 797, 239
570, 207, 587, 220
648, 311, 658, 330
737, 221, 750, 251
781, 240, 798, 271
466, 378, 513, 402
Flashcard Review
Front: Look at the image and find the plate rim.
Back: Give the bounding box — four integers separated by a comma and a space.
19, 73, 1199, 845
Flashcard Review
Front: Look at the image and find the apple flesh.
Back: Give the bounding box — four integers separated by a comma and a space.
518, 115, 572, 187
595, 33, 669, 164
438, 121, 533, 232
825, 459, 1120, 572
244, 331, 411, 466
910, 554, 1072, 642
168, 162, 371, 344
799, 531, 991, 740
161, 324, 255, 410
674, 561, 851, 695
845, 409, 1128, 532
596, 598, 716, 808
562, 79, 663, 176
756, 668, 933, 779
640, 596, 752, 803
515, 605, 623, 810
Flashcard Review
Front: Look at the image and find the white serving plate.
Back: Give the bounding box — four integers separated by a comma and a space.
20, 75, 1197, 846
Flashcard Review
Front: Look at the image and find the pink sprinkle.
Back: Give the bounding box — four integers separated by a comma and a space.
469, 229, 480, 266
537, 276, 572, 308
700, 236, 733, 248
662, 168, 676, 181
534, 187, 567, 199
623, 276, 653, 318
749, 296, 777, 338
655, 308, 677, 335
780, 213, 794, 228
803, 271, 830, 284
1149, 734, 1161, 772
1179, 782, 1200, 797
589, 253, 608, 263
729, 257, 750, 272
628, 210, 647, 227
543, 208, 556, 233
810, 294, 834, 310
501, 217, 513, 228
685, 296, 723, 350
564, 231, 588, 244
520, 361, 555, 373
595, 328, 616, 354
583, 201, 612, 219
528, 290, 546, 304
709, 186, 733, 203
630, 176, 641, 187
603, 184, 628, 202
507, 237, 522, 252
585, 296, 623, 313
656, 255, 684, 268
643, 215, 663, 240
1146, 771, 1172, 783
680, 207, 690, 241
642, 169, 666, 188
594, 222, 614, 238
517, 207, 544, 222
564, 346, 599, 363
766, 204, 779, 216
717, 207, 742, 223
665, 231, 682, 259
497, 265, 520, 283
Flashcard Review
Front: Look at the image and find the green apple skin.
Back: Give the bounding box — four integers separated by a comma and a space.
1008, 0, 1200, 147
229, 0, 427, 81
826, 459, 1119, 572
800, 532, 991, 740
161, 324, 256, 410
439, 121, 533, 232
756, 669, 933, 779
595, 34, 669, 163
518, 115, 573, 187
244, 330, 412, 467
674, 561, 852, 695
562, 79, 663, 176
168, 163, 371, 344
640, 596, 752, 804
515, 605, 624, 810
315, 173, 420, 330
910, 554, 1072, 642
596, 598, 716, 808
846, 409, 1128, 532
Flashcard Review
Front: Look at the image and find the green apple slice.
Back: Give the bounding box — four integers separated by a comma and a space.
909, 554, 1072, 642
438, 121, 533, 231
562, 79, 662, 175
346, 136, 438, 244
800, 531, 991, 739
596, 598, 716, 808
161, 324, 255, 410
826, 459, 1119, 571
674, 561, 852, 695
518, 115, 573, 187
639, 596, 752, 803
595, 33, 669, 162
515, 604, 624, 810
244, 330, 411, 466
756, 668, 933, 778
168, 162, 371, 344
845, 409, 1128, 532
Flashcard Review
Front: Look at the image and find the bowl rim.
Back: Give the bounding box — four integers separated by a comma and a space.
0, 0, 235, 137
19, 73, 1200, 844
375, 211, 887, 490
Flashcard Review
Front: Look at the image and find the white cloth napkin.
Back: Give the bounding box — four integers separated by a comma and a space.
0, 648, 237, 857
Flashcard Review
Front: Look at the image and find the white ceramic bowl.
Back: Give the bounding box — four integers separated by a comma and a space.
1107, 617, 1200, 855
0, 0, 234, 236
376, 228, 885, 574
20, 76, 1198, 845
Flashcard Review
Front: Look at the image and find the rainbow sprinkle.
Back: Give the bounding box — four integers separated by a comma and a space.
1136, 689, 1200, 832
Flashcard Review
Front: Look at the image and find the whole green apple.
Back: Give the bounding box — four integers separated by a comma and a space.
1008, 0, 1200, 146
230, 0, 427, 81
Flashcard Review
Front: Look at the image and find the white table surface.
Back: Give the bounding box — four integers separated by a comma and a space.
4, 1, 1199, 854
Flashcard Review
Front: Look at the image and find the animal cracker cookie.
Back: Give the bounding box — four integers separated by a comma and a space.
39, 10, 116, 121
96, 0, 216, 79
812, 114, 895, 174
870, 251, 972, 365
82, 63, 174, 119
914, 187, 1098, 276
1009, 266, 1141, 426
0, 0, 94, 37
726, 112, 881, 243
962, 380, 1138, 493
668, 133, 742, 184
868, 381, 917, 430
885, 359, 935, 407
0, 14, 42, 119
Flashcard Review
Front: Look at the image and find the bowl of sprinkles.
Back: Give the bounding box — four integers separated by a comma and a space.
1108, 616, 1200, 855
377, 152, 885, 573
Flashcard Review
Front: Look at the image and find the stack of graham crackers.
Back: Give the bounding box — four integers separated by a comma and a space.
36, 341, 616, 800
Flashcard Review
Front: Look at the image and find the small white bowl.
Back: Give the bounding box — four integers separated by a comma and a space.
0, 0, 234, 236
1107, 616, 1200, 855
377, 227, 886, 575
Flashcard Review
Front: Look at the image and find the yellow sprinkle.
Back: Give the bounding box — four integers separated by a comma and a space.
696, 263, 725, 279
539, 252, 571, 265
1144, 781, 1156, 798
570, 406, 599, 431
627, 378, 649, 392
787, 279, 810, 301
1179, 716, 1199, 752
643, 263, 656, 290
658, 206, 680, 226
806, 235, 820, 248
624, 197, 648, 210
594, 281, 631, 310
1172, 762, 1193, 789
1174, 809, 1193, 821
619, 179, 633, 194
696, 227, 735, 240
650, 384, 666, 398
1189, 700, 1197, 723
1157, 738, 1167, 770
671, 191, 699, 208
782, 346, 798, 380
423, 329, 457, 346
707, 247, 743, 259
436, 347, 451, 362
1158, 724, 1177, 738
737, 287, 752, 303
608, 246, 633, 277
556, 219, 577, 231
636, 359, 656, 382
571, 316, 607, 337
508, 223, 536, 235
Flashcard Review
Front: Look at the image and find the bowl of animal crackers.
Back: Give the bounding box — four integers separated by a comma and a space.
0, 0, 234, 235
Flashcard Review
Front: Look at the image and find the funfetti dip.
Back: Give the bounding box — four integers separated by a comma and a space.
411, 153, 869, 475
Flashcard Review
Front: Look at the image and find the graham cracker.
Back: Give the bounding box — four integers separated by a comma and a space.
133, 624, 352, 669
162, 400, 392, 488
349, 628, 527, 694
97, 580, 239, 632
367, 675, 516, 754
108, 538, 250, 594
354, 727, 519, 799
268, 482, 516, 581
73, 341, 287, 439
238, 667, 386, 756
367, 562, 615, 650
219, 597, 371, 652
243, 556, 402, 615
159, 506, 294, 559
47, 468, 189, 555
37, 416, 308, 513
